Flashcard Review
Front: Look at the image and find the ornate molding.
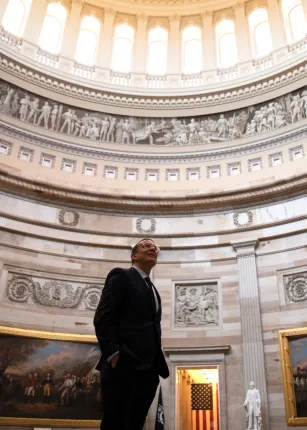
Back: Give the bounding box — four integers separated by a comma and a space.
233, 210, 253, 227
58, 209, 80, 226
1, 120, 307, 164
0, 51, 307, 111
6, 273, 103, 311
2, 170, 307, 215
136, 217, 156, 233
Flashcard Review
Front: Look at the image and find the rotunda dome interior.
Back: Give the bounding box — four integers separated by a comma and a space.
0, 0, 307, 429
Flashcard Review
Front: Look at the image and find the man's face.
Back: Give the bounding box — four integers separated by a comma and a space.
132, 240, 159, 268
250, 382, 254, 390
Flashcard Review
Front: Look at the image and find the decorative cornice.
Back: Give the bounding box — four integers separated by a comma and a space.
0, 52, 307, 111
1, 171, 307, 215
1, 120, 306, 164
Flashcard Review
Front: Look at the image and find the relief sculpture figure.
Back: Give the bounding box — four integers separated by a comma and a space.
1, 80, 306, 147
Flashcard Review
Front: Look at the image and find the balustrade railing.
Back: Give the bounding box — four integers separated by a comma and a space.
288, 37, 307, 55
181, 73, 204, 87
146, 75, 167, 88
35, 49, 58, 68
110, 71, 130, 86
0, 26, 306, 91
0, 27, 22, 51
217, 66, 239, 82
73, 62, 95, 80
253, 54, 274, 72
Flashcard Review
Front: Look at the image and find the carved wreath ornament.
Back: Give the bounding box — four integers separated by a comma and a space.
6, 275, 102, 311
285, 273, 307, 303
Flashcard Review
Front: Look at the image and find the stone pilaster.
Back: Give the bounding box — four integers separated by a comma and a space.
267, 0, 287, 50
232, 239, 270, 430
132, 13, 148, 73
167, 15, 181, 74
233, 2, 251, 63
60, 0, 84, 59
97, 8, 116, 69
22, 0, 48, 44
201, 11, 215, 70
0, 0, 10, 26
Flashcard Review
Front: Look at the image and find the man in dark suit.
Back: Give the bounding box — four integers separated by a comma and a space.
94, 238, 169, 430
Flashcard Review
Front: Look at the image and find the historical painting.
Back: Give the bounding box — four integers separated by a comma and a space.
0, 78, 306, 146
279, 327, 307, 425
174, 283, 219, 328
0, 326, 100, 427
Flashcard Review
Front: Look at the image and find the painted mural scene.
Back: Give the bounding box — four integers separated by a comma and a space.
0, 335, 101, 420
0, 80, 306, 146
291, 337, 307, 418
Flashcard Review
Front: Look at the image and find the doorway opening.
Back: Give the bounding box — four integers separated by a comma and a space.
176, 366, 220, 430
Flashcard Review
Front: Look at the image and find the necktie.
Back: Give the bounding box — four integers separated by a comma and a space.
145, 276, 158, 314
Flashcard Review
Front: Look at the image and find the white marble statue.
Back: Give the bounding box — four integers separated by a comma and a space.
244, 382, 261, 430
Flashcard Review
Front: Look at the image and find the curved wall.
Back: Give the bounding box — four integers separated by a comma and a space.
1, 11, 307, 430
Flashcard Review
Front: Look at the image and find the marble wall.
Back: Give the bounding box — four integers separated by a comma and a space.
1, 194, 307, 429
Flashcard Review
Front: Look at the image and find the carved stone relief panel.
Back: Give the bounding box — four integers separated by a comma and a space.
173, 282, 219, 329
277, 267, 307, 306
233, 210, 253, 227
5, 272, 103, 311
0, 78, 306, 147
58, 209, 80, 226
284, 272, 307, 304
136, 217, 156, 233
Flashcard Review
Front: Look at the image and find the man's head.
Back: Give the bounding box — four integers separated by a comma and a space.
131, 239, 159, 274
249, 381, 255, 390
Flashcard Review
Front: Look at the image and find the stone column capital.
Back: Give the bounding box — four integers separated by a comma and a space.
201, 10, 213, 19
233, 1, 246, 11
71, 0, 84, 5
104, 8, 116, 18
231, 239, 259, 256
136, 12, 148, 22
169, 14, 181, 23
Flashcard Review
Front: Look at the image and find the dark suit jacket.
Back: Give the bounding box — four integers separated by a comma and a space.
94, 267, 169, 379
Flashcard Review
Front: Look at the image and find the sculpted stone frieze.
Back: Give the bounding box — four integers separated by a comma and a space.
6, 273, 103, 311
0, 52, 306, 112
1, 78, 307, 148
174, 284, 219, 328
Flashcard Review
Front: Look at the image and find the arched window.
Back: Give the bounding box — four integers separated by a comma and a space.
216, 19, 237, 67
75, 16, 101, 65
39, 2, 67, 54
248, 8, 272, 57
281, 0, 307, 42
111, 24, 134, 73
2, 0, 32, 37
148, 27, 168, 75
182, 26, 202, 74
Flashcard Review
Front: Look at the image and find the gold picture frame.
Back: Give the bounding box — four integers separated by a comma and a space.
0, 325, 100, 427
279, 327, 307, 426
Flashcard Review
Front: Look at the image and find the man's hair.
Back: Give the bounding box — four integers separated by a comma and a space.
131, 238, 155, 264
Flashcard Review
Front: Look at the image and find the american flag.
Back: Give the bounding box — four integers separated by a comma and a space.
191, 383, 219, 430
